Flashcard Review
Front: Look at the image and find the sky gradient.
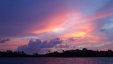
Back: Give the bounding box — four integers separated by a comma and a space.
0, 0, 113, 54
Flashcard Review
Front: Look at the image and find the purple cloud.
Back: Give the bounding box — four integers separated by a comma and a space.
17, 38, 62, 54
0, 38, 10, 43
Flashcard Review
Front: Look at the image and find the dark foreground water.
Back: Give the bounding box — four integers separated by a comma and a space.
0, 57, 113, 64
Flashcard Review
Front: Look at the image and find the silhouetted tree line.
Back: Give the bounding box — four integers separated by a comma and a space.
1, 48, 113, 57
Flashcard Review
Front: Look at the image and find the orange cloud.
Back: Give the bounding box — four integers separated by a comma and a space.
31, 11, 80, 34
60, 31, 87, 38
30, 10, 113, 42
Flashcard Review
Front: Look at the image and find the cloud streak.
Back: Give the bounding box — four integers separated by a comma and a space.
0, 38, 10, 43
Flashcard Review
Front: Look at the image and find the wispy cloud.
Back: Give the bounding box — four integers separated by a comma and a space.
0, 38, 10, 43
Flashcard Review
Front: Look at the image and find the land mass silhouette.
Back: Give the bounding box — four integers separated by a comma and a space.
0, 48, 113, 57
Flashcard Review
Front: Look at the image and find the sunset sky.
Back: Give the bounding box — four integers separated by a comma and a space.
0, 0, 113, 54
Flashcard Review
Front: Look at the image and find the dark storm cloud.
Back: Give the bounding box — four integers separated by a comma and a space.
17, 38, 62, 54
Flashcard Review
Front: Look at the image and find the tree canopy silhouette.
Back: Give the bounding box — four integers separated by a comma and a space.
0, 48, 113, 57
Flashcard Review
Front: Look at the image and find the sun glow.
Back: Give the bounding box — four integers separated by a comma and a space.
31, 10, 107, 39
52, 27, 65, 33
73, 32, 87, 37
61, 31, 87, 38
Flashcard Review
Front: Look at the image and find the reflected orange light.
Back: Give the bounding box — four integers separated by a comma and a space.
61, 31, 87, 38
31, 10, 113, 40
31, 11, 80, 34
32, 27, 57, 34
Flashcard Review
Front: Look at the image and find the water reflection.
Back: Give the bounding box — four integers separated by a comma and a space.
0, 57, 113, 64
42, 58, 97, 64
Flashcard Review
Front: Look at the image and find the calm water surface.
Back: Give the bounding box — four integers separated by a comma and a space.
0, 57, 113, 64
